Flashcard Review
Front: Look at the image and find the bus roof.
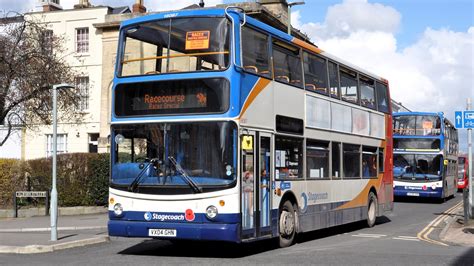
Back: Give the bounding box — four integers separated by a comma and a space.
119, 7, 388, 84
394, 112, 444, 117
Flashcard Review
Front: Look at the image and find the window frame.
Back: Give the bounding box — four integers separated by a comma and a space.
75, 27, 89, 54
306, 139, 330, 180
46, 133, 68, 157
303, 51, 329, 95
241, 25, 272, 79
275, 135, 304, 180
271, 38, 304, 89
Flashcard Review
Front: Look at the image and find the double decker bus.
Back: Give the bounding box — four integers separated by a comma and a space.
108, 7, 393, 247
457, 156, 469, 190
393, 112, 458, 199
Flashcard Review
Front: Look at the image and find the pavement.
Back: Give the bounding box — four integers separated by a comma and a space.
0, 203, 473, 254
0, 213, 109, 254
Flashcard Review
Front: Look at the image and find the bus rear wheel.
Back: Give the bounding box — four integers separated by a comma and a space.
367, 192, 378, 228
278, 201, 296, 248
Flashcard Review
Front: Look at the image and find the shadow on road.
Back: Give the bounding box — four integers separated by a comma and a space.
296, 216, 391, 244
118, 238, 279, 258
119, 216, 391, 258
449, 247, 474, 265
395, 194, 458, 204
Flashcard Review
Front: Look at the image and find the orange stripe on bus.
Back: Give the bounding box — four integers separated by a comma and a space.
292, 38, 323, 54
239, 78, 271, 118
336, 178, 383, 210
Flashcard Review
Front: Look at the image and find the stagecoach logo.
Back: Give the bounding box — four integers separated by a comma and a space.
164, 13, 178, 18
300, 193, 308, 213
144, 212, 152, 221
143, 212, 186, 222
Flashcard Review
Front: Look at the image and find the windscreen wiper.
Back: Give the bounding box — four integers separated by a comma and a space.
168, 156, 202, 193
128, 158, 160, 192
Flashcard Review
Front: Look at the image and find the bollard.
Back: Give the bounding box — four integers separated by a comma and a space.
464, 188, 469, 226
13, 192, 17, 218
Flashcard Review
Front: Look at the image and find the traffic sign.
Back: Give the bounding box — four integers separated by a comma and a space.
465, 110, 474, 128
455, 111, 463, 128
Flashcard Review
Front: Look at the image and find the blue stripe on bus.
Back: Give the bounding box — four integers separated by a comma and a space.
120, 9, 227, 28
109, 211, 240, 224
393, 186, 443, 198
108, 219, 240, 242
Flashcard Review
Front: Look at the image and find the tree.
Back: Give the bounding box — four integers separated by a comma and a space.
0, 13, 82, 146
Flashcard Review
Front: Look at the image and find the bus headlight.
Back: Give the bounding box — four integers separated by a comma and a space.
206, 205, 218, 219
113, 203, 123, 216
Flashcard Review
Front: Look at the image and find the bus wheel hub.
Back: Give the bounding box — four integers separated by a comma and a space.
280, 210, 294, 236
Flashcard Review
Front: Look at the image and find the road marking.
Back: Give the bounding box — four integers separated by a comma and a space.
417, 201, 462, 246
351, 233, 386, 238
392, 236, 420, 241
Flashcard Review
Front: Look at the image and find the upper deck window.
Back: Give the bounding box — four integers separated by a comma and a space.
328, 61, 339, 98
242, 27, 271, 78
393, 115, 441, 136
360, 76, 375, 109
272, 41, 302, 87
120, 17, 229, 76
340, 68, 358, 104
303, 52, 328, 94
376, 82, 389, 113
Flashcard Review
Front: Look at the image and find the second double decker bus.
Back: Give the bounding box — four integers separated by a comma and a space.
393, 112, 458, 199
108, 7, 393, 248
457, 156, 469, 190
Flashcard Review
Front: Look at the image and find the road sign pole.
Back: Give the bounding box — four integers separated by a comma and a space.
468, 98, 473, 218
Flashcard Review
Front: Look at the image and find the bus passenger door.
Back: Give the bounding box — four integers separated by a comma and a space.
241, 131, 256, 239
258, 133, 272, 237
241, 131, 273, 240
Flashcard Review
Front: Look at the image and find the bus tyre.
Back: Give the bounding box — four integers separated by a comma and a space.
367, 192, 378, 228
279, 201, 296, 248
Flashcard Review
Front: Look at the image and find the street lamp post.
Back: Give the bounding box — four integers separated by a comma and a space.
50, 83, 74, 241
287, 1, 305, 35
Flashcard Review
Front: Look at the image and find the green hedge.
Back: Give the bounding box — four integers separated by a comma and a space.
0, 153, 109, 208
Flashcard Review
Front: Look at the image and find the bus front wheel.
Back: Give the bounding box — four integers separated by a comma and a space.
367, 192, 378, 228
278, 201, 296, 248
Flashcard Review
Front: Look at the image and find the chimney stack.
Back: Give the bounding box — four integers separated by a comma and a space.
132, 0, 147, 13
259, 0, 289, 24
74, 0, 92, 9
37, 0, 63, 12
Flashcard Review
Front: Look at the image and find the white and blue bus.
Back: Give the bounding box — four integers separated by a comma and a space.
392, 112, 458, 199
108, 7, 394, 247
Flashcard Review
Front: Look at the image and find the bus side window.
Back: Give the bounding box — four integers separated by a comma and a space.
272, 41, 303, 88
343, 143, 360, 178
378, 148, 384, 173
241, 27, 271, 77
340, 68, 358, 104
303, 51, 328, 95
359, 76, 376, 109
328, 61, 340, 98
332, 142, 341, 179
275, 136, 303, 179
376, 82, 389, 113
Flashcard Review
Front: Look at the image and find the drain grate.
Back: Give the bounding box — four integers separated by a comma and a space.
462, 228, 474, 234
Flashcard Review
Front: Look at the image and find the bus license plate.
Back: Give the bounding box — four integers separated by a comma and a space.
407, 192, 419, 196
149, 229, 176, 237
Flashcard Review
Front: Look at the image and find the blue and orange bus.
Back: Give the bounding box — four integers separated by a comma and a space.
393, 112, 458, 199
108, 7, 394, 247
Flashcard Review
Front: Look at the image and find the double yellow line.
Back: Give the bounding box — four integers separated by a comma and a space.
417, 201, 462, 246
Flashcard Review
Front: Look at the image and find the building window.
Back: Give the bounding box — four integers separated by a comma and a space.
89, 133, 99, 153
306, 140, 329, 179
41, 29, 53, 53
76, 76, 89, 111
46, 134, 67, 157
75, 27, 89, 53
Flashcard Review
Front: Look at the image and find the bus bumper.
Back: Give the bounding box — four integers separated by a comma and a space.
108, 220, 240, 243
394, 187, 443, 198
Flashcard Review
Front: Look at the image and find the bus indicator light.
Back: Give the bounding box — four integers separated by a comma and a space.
219, 200, 225, 206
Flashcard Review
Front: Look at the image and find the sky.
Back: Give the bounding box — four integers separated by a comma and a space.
0, 0, 473, 152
